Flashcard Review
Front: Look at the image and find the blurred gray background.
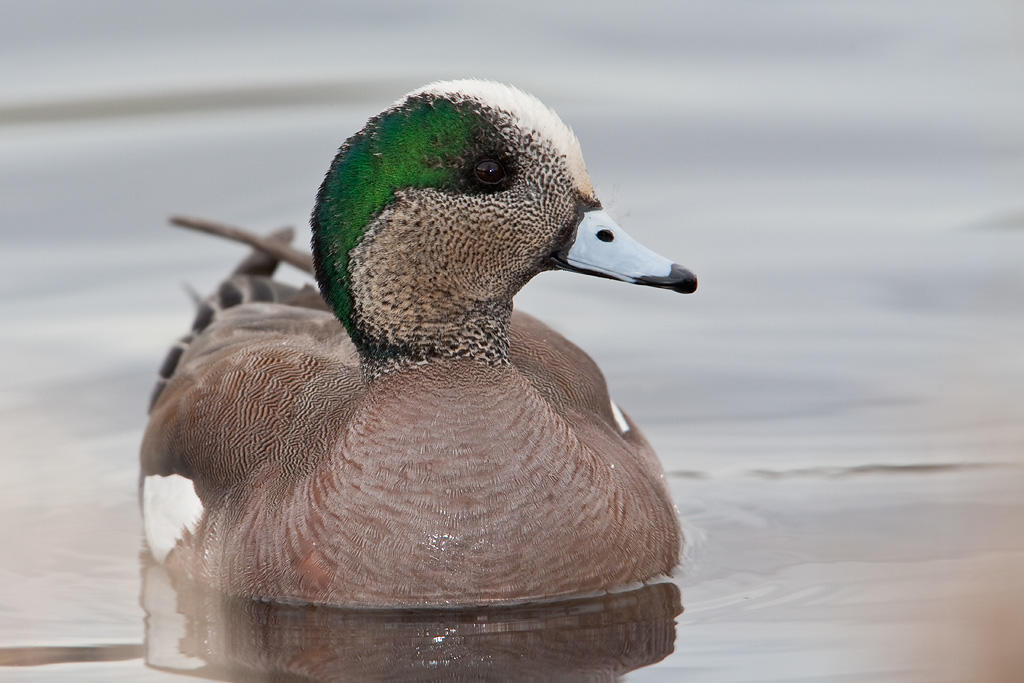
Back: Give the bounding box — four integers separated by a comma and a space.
2, 1, 1023, 681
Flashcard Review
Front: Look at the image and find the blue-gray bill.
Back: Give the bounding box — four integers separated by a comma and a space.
551, 208, 698, 293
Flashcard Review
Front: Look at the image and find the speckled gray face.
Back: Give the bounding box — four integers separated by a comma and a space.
345, 93, 593, 367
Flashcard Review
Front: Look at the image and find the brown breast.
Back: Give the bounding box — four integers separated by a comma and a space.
175, 360, 679, 606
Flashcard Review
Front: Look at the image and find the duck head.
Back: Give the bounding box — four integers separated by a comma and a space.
311, 80, 696, 372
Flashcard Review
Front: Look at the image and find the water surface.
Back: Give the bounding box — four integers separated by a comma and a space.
2, 1, 1023, 680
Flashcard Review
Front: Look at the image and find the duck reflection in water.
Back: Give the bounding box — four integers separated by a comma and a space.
141, 559, 682, 682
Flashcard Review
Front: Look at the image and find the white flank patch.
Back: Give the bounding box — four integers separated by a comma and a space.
143, 474, 204, 563
404, 79, 594, 197
610, 398, 630, 433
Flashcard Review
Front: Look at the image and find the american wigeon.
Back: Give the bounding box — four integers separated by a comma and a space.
141, 80, 697, 607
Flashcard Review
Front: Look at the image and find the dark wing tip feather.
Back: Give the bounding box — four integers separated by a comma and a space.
150, 223, 320, 413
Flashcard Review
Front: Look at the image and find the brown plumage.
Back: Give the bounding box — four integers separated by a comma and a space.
141, 80, 695, 607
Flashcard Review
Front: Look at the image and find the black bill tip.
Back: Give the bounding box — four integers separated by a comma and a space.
636, 264, 698, 294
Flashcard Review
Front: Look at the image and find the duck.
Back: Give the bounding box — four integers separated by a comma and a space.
140, 79, 697, 607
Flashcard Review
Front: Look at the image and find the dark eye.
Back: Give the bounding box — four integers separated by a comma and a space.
596, 229, 614, 242
474, 159, 505, 185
